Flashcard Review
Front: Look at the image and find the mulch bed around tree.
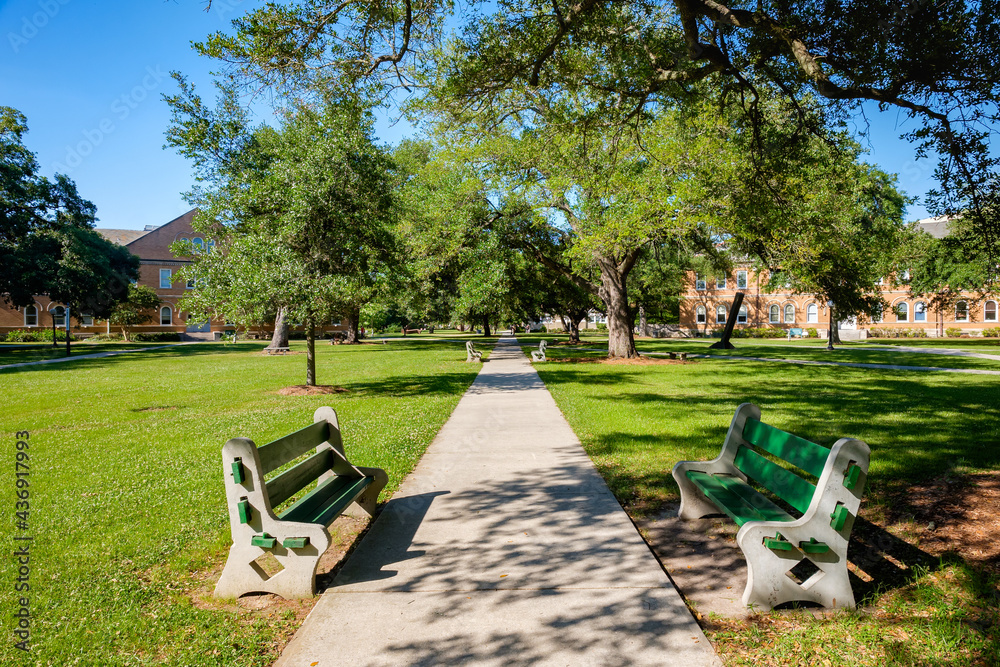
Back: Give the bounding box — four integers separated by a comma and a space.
277, 385, 349, 396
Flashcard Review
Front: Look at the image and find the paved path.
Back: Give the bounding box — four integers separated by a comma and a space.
275, 336, 718, 667
0, 343, 193, 370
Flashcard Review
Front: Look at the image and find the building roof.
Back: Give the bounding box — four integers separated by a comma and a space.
916, 215, 955, 239
94, 228, 150, 246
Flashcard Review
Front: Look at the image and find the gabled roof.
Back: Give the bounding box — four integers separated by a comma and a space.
916, 215, 955, 239
94, 228, 150, 246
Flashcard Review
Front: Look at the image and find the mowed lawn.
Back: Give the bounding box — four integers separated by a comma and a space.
529, 337, 1000, 664
0, 340, 481, 666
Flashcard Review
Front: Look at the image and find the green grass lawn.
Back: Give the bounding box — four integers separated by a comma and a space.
530, 344, 1000, 664
0, 339, 481, 666
0, 341, 172, 365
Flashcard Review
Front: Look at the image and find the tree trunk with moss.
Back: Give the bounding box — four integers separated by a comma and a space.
305, 321, 316, 386
597, 254, 639, 358
271, 307, 290, 348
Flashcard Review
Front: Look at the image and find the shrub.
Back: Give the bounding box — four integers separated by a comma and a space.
945, 327, 963, 338
130, 332, 182, 342
4, 328, 74, 342
596, 323, 607, 331
730, 327, 784, 339
85, 333, 124, 342
868, 327, 928, 339
806, 328, 818, 338
982, 327, 1000, 338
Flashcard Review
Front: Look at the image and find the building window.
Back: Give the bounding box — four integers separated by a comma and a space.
783, 304, 795, 324
875, 277, 884, 286
914, 301, 927, 322
899, 269, 910, 283
207, 240, 216, 253
806, 303, 818, 323
871, 304, 883, 324
769, 304, 780, 323
186, 279, 195, 289
695, 274, 706, 291
23, 305, 38, 327
736, 271, 747, 289
986, 300, 998, 322
50, 306, 66, 327
160, 306, 172, 326
192, 237, 205, 251
159, 269, 172, 288
737, 305, 748, 324
716, 276, 727, 289
81, 314, 94, 326
896, 302, 909, 322
696, 305, 706, 324
956, 300, 969, 322
716, 305, 727, 324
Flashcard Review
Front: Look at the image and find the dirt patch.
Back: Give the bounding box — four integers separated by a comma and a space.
884, 471, 1000, 574
132, 405, 181, 412
277, 385, 349, 396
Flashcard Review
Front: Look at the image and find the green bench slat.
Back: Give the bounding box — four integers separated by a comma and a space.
733, 446, 816, 515
686, 471, 794, 526
266, 449, 334, 508
257, 421, 329, 474
279, 475, 372, 525
742, 418, 829, 479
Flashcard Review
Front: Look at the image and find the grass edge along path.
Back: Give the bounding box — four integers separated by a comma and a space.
0, 339, 483, 666
529, 345, 1000, 666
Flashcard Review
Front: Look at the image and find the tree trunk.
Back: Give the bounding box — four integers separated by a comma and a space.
305, 321, 316, 386
271, 307, 290, 348
831, 306, 842, 344
639, 304, 649, 338
597, 258, 638, 358
344, 306, 361, 343
481, 315, 491, 337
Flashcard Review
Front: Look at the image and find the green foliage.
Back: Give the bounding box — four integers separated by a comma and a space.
806, 328, 819, 338
983, 327, 1000, 338
729, 327, 785, 339
130, 332, 183, 342
868, 328, 930, 339
945, 327, 964, 338
108, 284, 161, 340
2, 328, 74, 342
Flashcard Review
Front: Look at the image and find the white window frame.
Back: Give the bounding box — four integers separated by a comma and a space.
716, 276, 727, 289
159, 269, 172, 289
192, 237, 205, 251
769, 304, 780, 324
914, 301, 927, 322
896, 302, 909, 322
186, 279, 196, 289
696, 305, 707, 324
695, 274, 706, 291
736, 271, 748, 289
806, 303, 818, 323
955, 300, 969, 322
986, 300, 998, 322
160, 306, 172, 326
899, 269, 910, 283
716, 305, 727, 324
24, 305, 38, 327
737, 305, 748, 324
783, 304, 795, 324
81, 314, 94, 326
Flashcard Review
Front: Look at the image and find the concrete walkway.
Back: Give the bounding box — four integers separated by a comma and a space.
276, 336, 718, 667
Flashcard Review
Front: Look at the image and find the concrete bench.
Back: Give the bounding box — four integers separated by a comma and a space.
215, 406, 388, 599
667, 352, 688, 361
787, 327, 805, 340
466, 341, 483, 362
263, 346, 290, 355
530, 340, 547, 362
672, 403, 869, 610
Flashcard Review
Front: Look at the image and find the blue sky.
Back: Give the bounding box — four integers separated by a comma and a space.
2, 0, 937, 231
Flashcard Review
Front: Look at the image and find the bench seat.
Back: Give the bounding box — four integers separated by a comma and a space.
279, 475, 373, 525
685, 471, 793, 526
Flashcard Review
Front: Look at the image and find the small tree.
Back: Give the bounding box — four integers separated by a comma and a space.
109, 284, 160, 341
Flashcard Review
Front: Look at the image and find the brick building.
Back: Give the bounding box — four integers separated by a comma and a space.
679, 217, 999, 339
1, 209, 346, 339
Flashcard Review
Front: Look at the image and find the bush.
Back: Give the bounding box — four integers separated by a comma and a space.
806, 328, 818, 338
85, 333, 124, 342
730, 327, 785, 339
596, 323, 607, 331
982, 327, 1000, 338
945, 327, 963, 338
130, 332, 182, 342
4, 328, 74, 342
868, 327, 928, 339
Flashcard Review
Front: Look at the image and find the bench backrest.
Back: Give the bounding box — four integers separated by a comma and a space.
253, 408, 357, 507
734, 418, 829, 514
466, 341, 475, 352
789, 328, 803, 335
539, 340, 547, 351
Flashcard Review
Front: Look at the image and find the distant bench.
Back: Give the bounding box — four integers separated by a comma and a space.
530, 340, 547, 362
215, 407, 388, 599
787, 327, 805, 340
466, 341, 483, 362
263, 346, 290, 355
672, 403, 869, 610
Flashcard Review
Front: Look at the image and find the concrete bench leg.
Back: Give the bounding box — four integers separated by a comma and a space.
214, 522, 331, 600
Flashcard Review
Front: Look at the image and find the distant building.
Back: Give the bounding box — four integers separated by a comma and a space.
0, 209, 346, 340
678, 217, 998, 339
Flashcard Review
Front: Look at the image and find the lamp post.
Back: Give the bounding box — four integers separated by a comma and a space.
826, 299, 835, 351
